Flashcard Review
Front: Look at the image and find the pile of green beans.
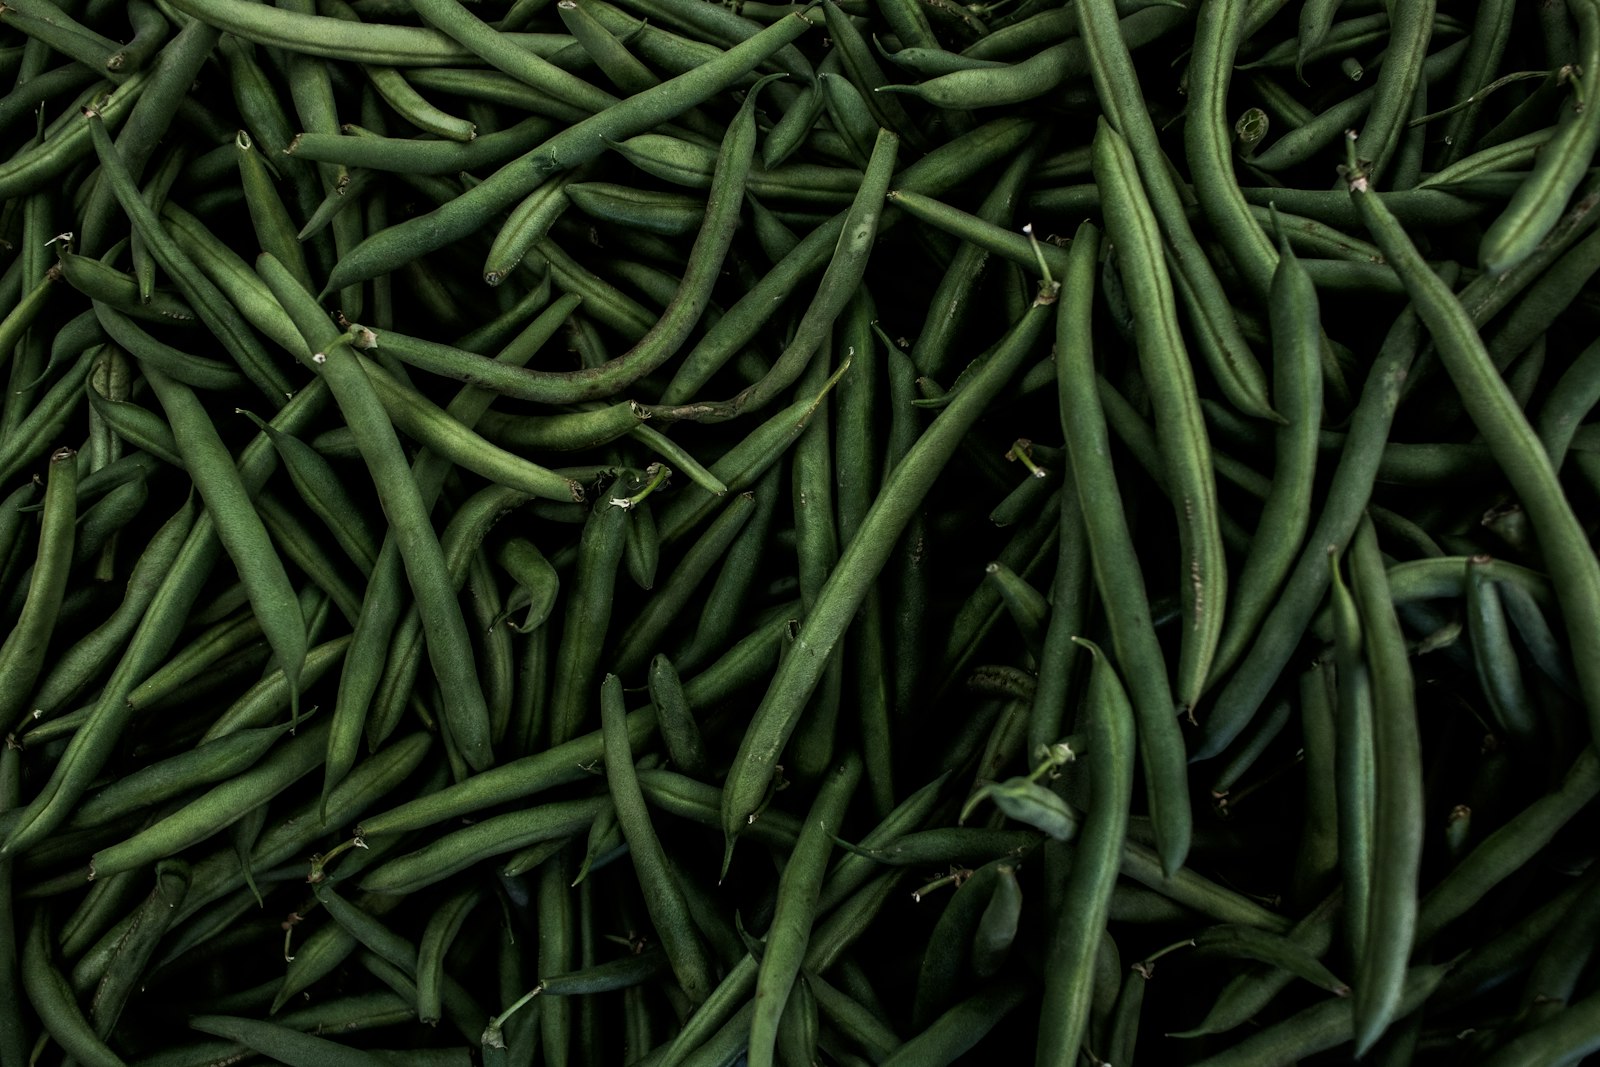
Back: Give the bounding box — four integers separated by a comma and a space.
4, 0, 1600, 1062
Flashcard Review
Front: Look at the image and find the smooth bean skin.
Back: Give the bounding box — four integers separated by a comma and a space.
1093, 117, 1227, 723
1347, 516, 1424, 1055
1062, 203, 1190, 875
143, 368, 307, 717
190, 1015, 389, 1067
322, 13, 816, 293
1076, 0, 1275, 420
0, 447, 77, 731
1479, 0, 1600, 273
719, 299, 1053, 857
600, 673, 715, 1004
1036, 641, 1135, 1067
258, 254, 497, 773
748, 752, 863, 1067
1350, 159, 1600, 763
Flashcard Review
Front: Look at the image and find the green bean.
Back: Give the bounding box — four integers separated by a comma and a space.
917, 868, 1010, 1029
1192, 923, 1347, 995
1076, 0, 1274, 420
1120, 840, 1290, 931
656, 363, 846, 552
806, 969, 900, 1061
1467, 554, 1541, 752
1293, 0, 1343, 80
34, 489, 188, 714
57, 249, 197, 327
678, 128, 896, 422
663, 117, 1033, 404
569, 795, 620, 885
255, 494, 364, 625
0, 266, 61, 379
1036, 640, 1134, 1067
1344, 516, 1423, 1054
969, 858, 1022, 978
190, 1015, 388, 1067
882, 978, 1029, 1067
323, 12, 816, 292
1188, 964, 1447, 1067
70, 725, 288, 832
365, 798, 603, 897
165, 0, 553, 64
1094, 117, 1227, 721
748, 752, 862, 1066
1487, 574, 1579, 703
1, 0, 120, 68
1508, 876, 1600, 1036
1324, 542, 1375, 960
719, 295, 1053, 860
88, 718, 332, 881
21, 910, 126, 1067
1418, 747, 1600, 943
84, 385, 181, 468
530, 948, 669, 997
1187, 0, 1276, 302
0, 348, 100, 490
557, 0, 656, 93
1175, 892, 1341, 1037
1478, 986, 1600, 1066
1349, 150, 1600, 758
887, 189, 1068, 283
1485, 217, 1600, 384
565, 182, 705, 234
646, 656, 708, 777
1434, 0, 1516, 168
615, 492, 757, 674
0, 447, 75, 731
416, 883, 476, 1023
607, 0, 814, 79
91, 303, 243, 392
239, 411, 378, 575
144, 366, 308, 710
0, 61, 98, 137
356, 353, 584, 501
1345, 0, 1435, 184
815, 72, 872, 167
258, 254, 497, 772
533, 855, 573, 1067
0, 73, 150, 204
542, 483, 629, 744
494, 536, 561, 634
362, 482, 532, 751
1064, 229, 1196, 874
85, 108, 293, 404
342, 25, 492, 137
1211, 221, 1323, 665
235, 129, 312, 293
888, 7, 1185, 109
357, 706, 654, 838
559, 93, 771, 396
784, 349, 847, 779
636, 768, 803, 850
597, 672, 713, 1004
1479, 0, 1600, 273
1193, 252, 1460, 760
89, 861, 189, 1037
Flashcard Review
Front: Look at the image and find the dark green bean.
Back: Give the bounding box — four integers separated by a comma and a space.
0, 447, 76, 730
323, 13, 816, 292
719, 296, 1053, 860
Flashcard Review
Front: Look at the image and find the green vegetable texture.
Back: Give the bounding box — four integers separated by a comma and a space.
0, 0, 1597, 1063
